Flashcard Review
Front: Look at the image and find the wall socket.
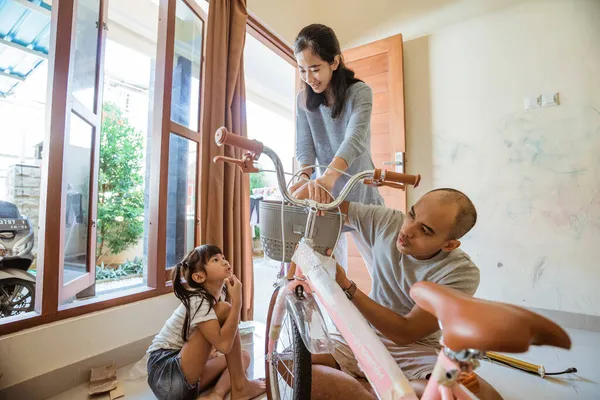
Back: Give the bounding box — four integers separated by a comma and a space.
524, 95, 541, 110
524, 92, 560, 110
542, 92, 560, 107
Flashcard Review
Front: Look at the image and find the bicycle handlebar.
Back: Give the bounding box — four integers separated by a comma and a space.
213, 127, 421, 211
374, 169, 421, 187
215, 126, 263, 155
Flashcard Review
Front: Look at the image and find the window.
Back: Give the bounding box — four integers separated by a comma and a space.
164, 0, 206, 276
171, 0, 204, 131
92, 0, 160, 295
166, 134, 197, 268
0, 0, 292, 335
0, 0, 52, 321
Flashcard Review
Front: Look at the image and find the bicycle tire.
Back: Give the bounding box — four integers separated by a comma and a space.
265, 286, 312, 400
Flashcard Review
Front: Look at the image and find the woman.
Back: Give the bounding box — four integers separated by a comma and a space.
289, 24, 384, 271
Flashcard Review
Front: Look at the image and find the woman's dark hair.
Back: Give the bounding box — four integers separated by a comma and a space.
172, 244, 224, 341
294, 24, 362, 119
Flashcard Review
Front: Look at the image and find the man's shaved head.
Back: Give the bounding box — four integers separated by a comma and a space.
425, 188, 477, 239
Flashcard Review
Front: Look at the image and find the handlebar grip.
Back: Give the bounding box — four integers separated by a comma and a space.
215, 127, 263, 155
373, 169, 421, 188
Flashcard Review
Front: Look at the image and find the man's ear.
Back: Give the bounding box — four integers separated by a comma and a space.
191, 271, 206, 284
442, 239, 461, 252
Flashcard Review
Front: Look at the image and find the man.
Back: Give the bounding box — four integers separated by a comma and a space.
309, 188, 502, 399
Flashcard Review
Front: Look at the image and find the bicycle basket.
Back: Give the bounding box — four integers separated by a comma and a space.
258, 200, 344, 263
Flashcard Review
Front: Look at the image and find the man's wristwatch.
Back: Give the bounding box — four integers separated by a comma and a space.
342, 280, 357, 300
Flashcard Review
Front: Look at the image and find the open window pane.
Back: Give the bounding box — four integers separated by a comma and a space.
62, 112, 93, 289
171, 0, 203, 131
166, 134, 197, 269
93, 0, 159, 295
71, 0, 101, 110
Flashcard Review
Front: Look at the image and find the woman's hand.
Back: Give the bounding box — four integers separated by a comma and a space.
291, 174, 336, 205
289, 167, 340, 216
308, 174, 336, 204
303, 174, 337, 215
289, 178, 310, 199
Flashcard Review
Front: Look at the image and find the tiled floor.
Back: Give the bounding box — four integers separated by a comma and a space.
49, 321, 599, 400
49, 258, 600, 399
476, 328, 599, 399
48, 322, 268, 400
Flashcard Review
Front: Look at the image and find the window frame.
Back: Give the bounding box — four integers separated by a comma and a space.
0, 0, 294, 336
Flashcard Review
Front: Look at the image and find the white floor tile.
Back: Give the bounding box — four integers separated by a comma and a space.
48, 323, 599, 399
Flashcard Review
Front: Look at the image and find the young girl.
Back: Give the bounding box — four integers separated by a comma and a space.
146, 244, 265, 400
289, 23, 384, 273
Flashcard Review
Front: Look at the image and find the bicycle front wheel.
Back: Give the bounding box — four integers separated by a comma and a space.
265, 287, 312, 400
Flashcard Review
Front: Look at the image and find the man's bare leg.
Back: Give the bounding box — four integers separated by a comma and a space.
311, 354, 376, 400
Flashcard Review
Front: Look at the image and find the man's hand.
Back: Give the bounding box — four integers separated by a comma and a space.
326, 250, 439, 346
326, 248, 351, 289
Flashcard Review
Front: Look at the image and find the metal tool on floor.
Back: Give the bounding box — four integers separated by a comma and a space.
485, 351, 577, 378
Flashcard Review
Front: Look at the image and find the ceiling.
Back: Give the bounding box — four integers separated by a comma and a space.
0, 0, 51, 96
248, 0, 526, 49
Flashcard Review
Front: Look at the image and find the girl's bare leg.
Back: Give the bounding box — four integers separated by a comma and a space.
199, 351, 251, 399
178, 325, 214, 385
214, 302, 266, 400
196, 355, 228, 399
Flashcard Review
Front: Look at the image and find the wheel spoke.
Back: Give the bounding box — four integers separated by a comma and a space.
8, 285, 24, 303
1, 282, 33, 317
273, 354, 294, 376
267, 291, 310, 400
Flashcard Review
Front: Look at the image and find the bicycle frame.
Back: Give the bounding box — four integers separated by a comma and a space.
268, 240, 482, 400
213, 128, 481, 399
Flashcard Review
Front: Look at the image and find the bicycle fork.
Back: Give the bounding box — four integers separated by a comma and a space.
268, 206, 335, 356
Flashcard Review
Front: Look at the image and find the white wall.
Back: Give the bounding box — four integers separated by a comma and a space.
247, 0, 317, 46
403, 0, 600, 315
315, 0, 523, 49
249, 0, 600, 316
0, 294, 179, 390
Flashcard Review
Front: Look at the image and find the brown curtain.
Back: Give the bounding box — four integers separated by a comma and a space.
199, 0, 253, 320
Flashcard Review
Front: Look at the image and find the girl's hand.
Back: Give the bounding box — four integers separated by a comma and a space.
225, 275, 243, 304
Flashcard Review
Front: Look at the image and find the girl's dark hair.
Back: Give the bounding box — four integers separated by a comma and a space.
172, 244, 224, 341
294, 24, 362, 119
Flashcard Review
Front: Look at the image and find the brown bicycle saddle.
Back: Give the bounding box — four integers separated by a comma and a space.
410, 281, 571, 353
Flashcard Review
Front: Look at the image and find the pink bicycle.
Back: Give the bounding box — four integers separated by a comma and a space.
213, 128, 572, 400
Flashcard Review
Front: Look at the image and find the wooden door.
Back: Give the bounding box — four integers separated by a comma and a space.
342, 34, 406, 293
